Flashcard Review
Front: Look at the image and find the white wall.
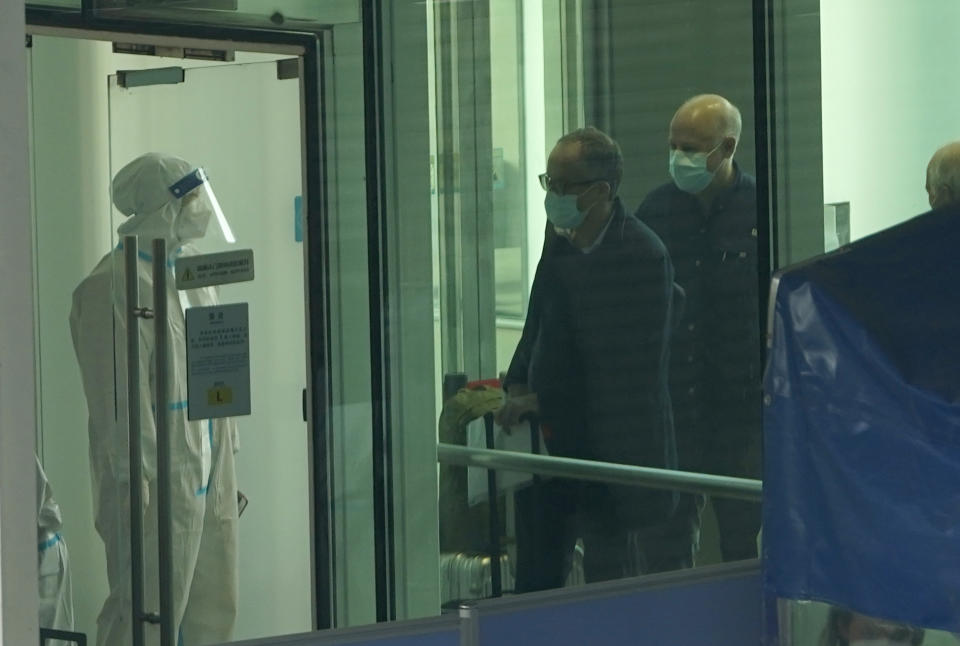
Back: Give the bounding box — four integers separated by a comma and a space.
1, 1, 41, 643
820, 0, 960, 240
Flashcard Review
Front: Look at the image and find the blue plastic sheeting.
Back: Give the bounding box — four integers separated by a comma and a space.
763, 207, 960, 632
224, 615, 461, 646
477, 565, 760, 645
314, 635, 458, 646
252, 633, 459, 646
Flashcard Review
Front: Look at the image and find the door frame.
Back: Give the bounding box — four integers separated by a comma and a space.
25, 6, 337, 630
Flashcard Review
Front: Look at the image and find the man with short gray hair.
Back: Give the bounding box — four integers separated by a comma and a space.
926, 140, 960, 209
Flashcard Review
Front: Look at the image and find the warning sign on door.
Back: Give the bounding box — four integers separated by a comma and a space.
176, 249, 254, 290
185, 303, 251, 420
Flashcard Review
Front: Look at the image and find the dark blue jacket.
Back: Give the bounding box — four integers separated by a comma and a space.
505, 198, 678, 477
634, 165, 762, 475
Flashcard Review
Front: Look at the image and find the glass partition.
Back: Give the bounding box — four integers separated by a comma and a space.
419, 0, 767, 606
86, 0, 359, 26
27, 0, 774, 635
24, 0, 960, 634
28, 0, 78, 8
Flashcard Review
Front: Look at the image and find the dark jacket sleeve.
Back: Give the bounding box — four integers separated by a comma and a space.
502, 259, 545, 391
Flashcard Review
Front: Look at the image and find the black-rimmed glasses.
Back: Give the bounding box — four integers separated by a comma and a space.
538, 172, 605, 194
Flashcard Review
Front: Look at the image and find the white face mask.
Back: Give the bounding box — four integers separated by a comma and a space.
669, 142, 722, 194
175, 192, 213, 243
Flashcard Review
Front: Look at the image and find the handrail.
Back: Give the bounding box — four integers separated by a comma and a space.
437, 443, 762, 502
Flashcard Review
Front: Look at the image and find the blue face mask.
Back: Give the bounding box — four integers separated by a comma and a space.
669, 143, 722, 194
544, 190, 591, 232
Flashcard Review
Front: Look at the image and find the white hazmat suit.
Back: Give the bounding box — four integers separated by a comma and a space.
70, 153, 239, 646
37, 456, 75, 644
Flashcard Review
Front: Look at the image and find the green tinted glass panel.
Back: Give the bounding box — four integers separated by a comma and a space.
91, 0, 359, 25
28, 0, 80, 8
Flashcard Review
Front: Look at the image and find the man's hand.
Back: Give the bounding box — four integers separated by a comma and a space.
494, 392, 539, 429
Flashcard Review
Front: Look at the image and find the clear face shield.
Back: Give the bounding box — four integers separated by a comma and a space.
168, 167, 236, 248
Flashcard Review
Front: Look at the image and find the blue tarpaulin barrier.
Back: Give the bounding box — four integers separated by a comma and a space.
475, 563, 760, 646
763, 206, 960, 633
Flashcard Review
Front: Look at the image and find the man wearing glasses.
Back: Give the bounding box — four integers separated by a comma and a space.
497, 127, 682, 591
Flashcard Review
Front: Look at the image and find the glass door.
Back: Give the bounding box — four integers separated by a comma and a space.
59, 58, 312, 645
106, 59, 310, 643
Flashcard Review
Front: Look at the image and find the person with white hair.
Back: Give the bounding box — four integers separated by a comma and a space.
635, 94, 763, 565
70, 153, 240, 646
925, 140, 960, 209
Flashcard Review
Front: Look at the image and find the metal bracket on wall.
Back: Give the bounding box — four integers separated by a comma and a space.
113, 41, 234, 62
116, 67, 184, 89
276, 58, 300, 80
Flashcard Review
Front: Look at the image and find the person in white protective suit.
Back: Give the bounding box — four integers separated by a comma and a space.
37, 456, 75, 645
69, 153, 240, 646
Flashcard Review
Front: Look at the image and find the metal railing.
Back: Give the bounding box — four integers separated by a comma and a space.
437, 413, 762, 600
437, 443, 762, 502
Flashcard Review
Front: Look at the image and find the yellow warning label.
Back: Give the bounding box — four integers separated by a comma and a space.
181, 268, 195, 282
207, 386, 233, 406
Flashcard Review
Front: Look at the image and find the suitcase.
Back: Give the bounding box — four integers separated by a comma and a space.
439, 552, 515, 606
438, 378, 581, 604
